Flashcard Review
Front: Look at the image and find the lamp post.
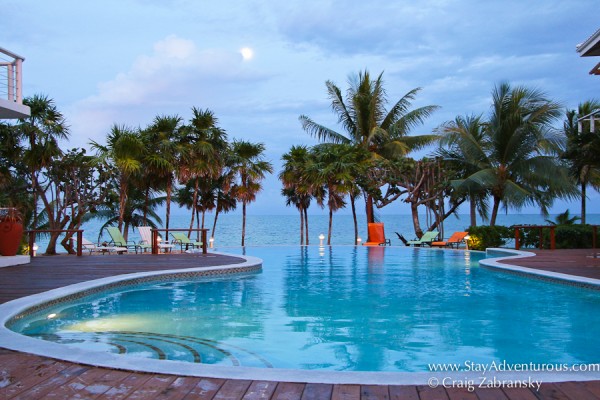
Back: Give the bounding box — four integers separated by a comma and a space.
209, 237, 214, 249
464, 235, 470, 250
318, 234, 325, 247
356, 237, 362, 246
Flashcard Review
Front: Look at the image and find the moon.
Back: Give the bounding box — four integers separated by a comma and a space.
240, 47, 254, 61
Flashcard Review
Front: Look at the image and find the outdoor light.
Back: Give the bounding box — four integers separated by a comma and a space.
47, 313, 57, 319
464, 235, 471, 250
157, 236, 162, 243
32, 243, 39, 257
356, 237, 362, 245
319, 233, 325, 247
209, 237, 214, 248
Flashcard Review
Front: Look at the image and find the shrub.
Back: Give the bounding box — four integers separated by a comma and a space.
548, 225, 594, 249
466, 225, 513, 251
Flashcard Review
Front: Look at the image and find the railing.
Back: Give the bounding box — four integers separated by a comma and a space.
0, 47, 24, 104
578, 109, 600, 133
151, 228, 208, 255
24, 230, 84, 257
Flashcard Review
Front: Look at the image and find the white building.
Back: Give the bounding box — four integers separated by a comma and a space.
0, 46, 30, 119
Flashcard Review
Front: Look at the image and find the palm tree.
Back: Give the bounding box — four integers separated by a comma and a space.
545, 209, 580, 225
178, 108, 229, 238
299, 70, 439, 224
561, 100, 600, 224
436, 114, 490, 227
91, 124, 144, 233
229, 140, 273, 246
452, 82, 576, 225
279, 145, 314, 245
142, 115, 184, 235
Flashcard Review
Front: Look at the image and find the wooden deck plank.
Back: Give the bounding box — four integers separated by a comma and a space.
124, 375, 178, 400
183, 378, 226, 400
332, 384, 360, 400
583, 381, 600, 398
501, 387, 539, 400
13, 364, 90, 399
445, 387, 479, 400
417, 385, 450, 400
361, 385, 389, 400
153, 376, 203, 400
301, 383, 333, 400
473, 387, 508, 400
554, 381, 600, 400
389, 385, 419, 400
535, 383, 572, 400
0, 360, 72, 399
271, 382, 305, 400
213, 379, 252, 400
80, 369, 134, 399
97, 373, 155, 400
42, 367, 114, 398
242, 380, 278, 399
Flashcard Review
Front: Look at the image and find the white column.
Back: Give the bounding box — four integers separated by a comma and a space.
7, 63, 14, 102
15, 59, 23, 103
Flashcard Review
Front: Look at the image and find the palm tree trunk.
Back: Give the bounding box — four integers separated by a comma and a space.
350, 194, 358, 245
581, 181, 587, 225
118, 181, 127, 232
490, 196, 501, 226
366, 194, 375, 224
411, 203, 423, 238
327, 206, 333, 245
304, 207, 309, 245
201, 210, 206, 230
189, 178, 199, 235
470, 195, 477, 227
241, 201, 247, 247
189, 205, 195, 234
212, 208, 220, 239
165, 180, 172, 237
300, 208, 304, 245
143, 188, 149, 225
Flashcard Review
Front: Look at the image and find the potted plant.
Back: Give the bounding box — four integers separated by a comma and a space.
0, 207, 24, 256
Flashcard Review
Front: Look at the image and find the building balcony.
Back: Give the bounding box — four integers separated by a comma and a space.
0, 46, 30, 119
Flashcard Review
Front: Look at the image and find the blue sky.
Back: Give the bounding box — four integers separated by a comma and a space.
5, 0, 600, 216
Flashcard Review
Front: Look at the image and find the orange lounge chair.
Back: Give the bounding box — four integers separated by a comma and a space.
431, 231, 469, 249
363, 222, 391, 246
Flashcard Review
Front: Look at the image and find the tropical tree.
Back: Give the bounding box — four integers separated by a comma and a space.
279, 145, 314, 245
13, 95, 69, 229
545, 209, 580, 225
452, 82, 576, 225
229, 140, 273, 246
91, 124, 144, 235
299, 70, 439, 225
142, 115, 184, 235
561, 100, 600, 224
436, 114, 490, 227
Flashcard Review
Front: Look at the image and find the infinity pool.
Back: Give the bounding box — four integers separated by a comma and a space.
9, 246, 600, 372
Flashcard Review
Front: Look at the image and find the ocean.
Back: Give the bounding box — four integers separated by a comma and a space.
31, 212, 600, 254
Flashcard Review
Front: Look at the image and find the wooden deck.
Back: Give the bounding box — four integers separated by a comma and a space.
1, 250, 600, 399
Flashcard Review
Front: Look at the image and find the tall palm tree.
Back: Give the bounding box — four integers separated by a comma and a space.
453, 82, 575, 225
279, 145, 314, 245
561, 100, 600, 224
91, 124, 144, 233
229, 140, 273, 246
299, 70, 439, 224
178, 108, 229, 237
142, 115, 184, 235
436, 114, 490, 227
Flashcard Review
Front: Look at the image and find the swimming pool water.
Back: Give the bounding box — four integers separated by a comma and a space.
10, 246, 600, 372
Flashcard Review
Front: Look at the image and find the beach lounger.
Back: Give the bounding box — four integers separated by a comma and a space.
80, 237, 127, 255
406, 231, 439, 247
137, 226, 174, 253
363, 223, 391, 246
106, 227, 137, 252
171, 232, 203, 251
431, 231, 469, 249
395, 232, 409, 246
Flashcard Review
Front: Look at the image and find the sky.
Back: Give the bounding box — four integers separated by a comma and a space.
4, 0, 600, 216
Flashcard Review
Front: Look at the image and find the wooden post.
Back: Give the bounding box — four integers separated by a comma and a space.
593, 226, 597, 249
28, 231, 34, 257
76, 230, 83, 256
538, 227, 543, 249
550, 226, 556, 250
514, 227, 520, 250
151, 229, 158, 254
202, 229, 207, 254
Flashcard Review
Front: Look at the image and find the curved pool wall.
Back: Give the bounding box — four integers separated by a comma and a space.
0, 248, 599, 385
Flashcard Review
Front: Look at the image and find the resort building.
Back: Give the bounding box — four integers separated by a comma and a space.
576, 29, 600, 131
0, 46, 30, 119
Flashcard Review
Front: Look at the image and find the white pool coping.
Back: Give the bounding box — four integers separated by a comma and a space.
0, 249, 599, 385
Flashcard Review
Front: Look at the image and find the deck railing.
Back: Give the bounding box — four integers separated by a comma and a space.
0, 47, 25, 105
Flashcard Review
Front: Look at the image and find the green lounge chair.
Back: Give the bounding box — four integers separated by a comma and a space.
406, 231, 439, 247
171, 232, 203, 251
106, 227, 137, 252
